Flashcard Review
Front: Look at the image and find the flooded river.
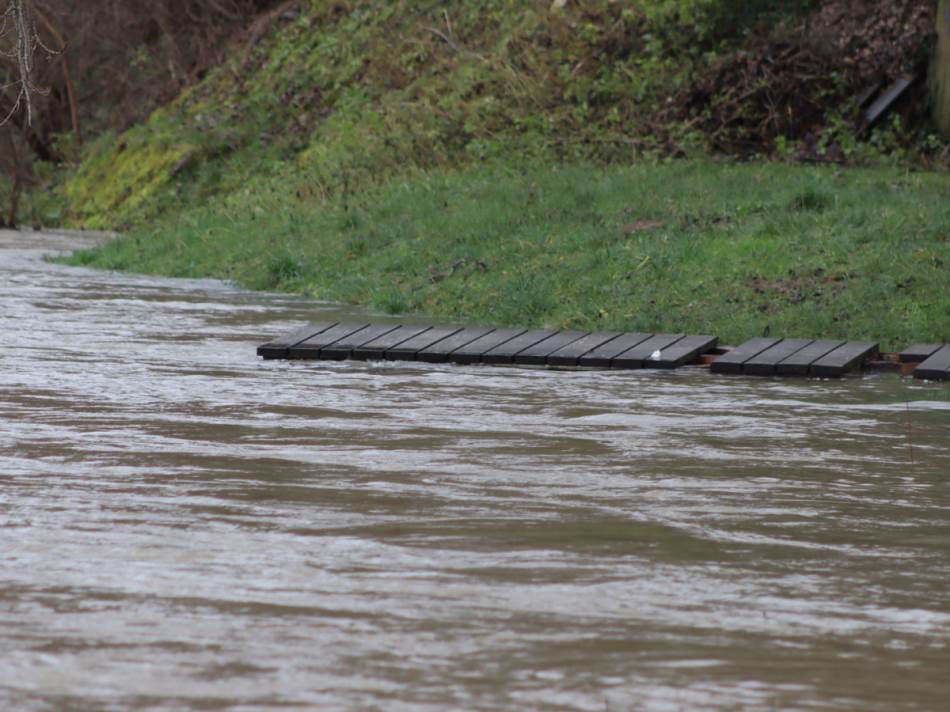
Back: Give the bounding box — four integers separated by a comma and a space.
1, 230, 949, 711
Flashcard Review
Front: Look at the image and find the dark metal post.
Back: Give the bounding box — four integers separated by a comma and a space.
935, 0, 950, 137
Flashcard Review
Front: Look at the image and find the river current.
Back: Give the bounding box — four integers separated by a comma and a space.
1, 230, 948, 711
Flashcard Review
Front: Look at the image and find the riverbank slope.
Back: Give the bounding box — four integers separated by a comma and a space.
43, 1, 949, 348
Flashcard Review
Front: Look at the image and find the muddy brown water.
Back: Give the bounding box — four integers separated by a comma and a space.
1, 230, 949, 711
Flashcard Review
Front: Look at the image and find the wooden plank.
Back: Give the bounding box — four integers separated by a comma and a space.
482, 329, 558, 365
577, 333, 653, 368
289, 323, 371, 359
513, 330, 590, 365
775, 339, 845, 376
257, 322, 337, 359
546, 332, 621, 366
742, 338, 814, 376
417, 327, 495, 363
448, 329, 526, 365
914, 344, 950, 381
647, 334, 718, 369
899, 343, 944, 364
385, 326, 464, 361
612, 334, 685, 369
319, 323, 402, 360
810, 341, 879, 377
710, 337, 781, 374
351, 325, 432, 360
865, 75, 915, 127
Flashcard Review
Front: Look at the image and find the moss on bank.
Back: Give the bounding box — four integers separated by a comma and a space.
65, 161, 950, 350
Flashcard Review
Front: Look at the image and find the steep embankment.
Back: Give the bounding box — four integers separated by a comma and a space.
55, 0, 938, 230
58, 0, 727, 228
58, 0, 949, 348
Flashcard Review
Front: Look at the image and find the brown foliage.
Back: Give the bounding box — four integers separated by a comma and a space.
682, 0, 935, 156
0, 0, 280, 224
0, 3, 278, 155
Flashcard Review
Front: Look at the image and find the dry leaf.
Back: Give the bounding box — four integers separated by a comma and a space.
623, 219, 665, 236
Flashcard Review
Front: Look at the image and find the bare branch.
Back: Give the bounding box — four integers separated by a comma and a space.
0, 0, 61, 126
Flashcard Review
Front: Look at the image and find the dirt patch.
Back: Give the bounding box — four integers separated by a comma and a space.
752, 270, 849, 306
622, 218, 665, 236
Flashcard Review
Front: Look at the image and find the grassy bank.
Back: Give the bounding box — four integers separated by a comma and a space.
30, 0, 940, 233
38, 2, 950, 351
65, 160, 950, 350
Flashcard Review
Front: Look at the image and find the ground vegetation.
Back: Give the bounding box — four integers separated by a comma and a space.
5, 0, 945, 228
11, 0, 948, 347
66, 161, 950, 349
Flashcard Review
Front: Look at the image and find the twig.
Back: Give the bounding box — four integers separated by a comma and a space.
0, 0, 61, 126
425, 9, 486, 62
424, 26, 461, 54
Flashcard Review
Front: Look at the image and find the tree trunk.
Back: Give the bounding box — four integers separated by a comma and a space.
4, 129, 21, 228
934, 0, 950, 137
32, 5, 82, 146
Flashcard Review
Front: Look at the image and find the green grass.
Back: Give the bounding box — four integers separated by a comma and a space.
64, 160, 950, 350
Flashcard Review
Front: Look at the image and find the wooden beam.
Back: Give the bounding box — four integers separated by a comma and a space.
914, 344, 950, 380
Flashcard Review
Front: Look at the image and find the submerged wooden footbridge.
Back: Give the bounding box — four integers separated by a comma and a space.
258, 322, 950, 381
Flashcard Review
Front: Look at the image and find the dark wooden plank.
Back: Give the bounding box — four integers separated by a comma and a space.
351, 325, 432, 360
289, 323, 371, 359
914, 344, 950, 381
612, 334, 685, 369
513, 331, 590, 365
710, 337, 781, 374
577, 333, 654, 368
319, 323, 402, 360
257, 322, 337, 359
385, 326, 464, 361
648, 334, 718, 369
743, 338, 814, 376
483, 330, 558, 365
547, 332, 621, 366
417, 327, 495, 363
774, 339, 844, 376
448, 329, 526, 365
810, 341, 879, 377
899, 343, 944, 364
